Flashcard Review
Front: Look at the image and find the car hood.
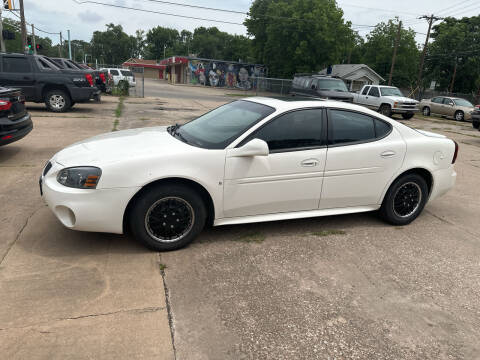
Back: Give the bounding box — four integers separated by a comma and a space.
54, 126, 190, 166
384, 96, 418, 103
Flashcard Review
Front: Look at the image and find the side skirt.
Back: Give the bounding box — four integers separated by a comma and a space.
213, 205, 380, 227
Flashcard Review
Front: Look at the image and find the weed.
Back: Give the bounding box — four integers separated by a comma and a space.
311, 229, 346, 237
112, 96, 124, 131
159, 263, 167, 271
235, 232, 265, 243
140, 117, 150, 121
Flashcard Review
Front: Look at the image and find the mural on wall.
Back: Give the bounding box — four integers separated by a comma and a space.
188, 60, 266, 89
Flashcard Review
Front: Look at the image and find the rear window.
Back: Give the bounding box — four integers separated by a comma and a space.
2, 57, 31, 73
317, 78, 348, 92
110, 69, 119, 75
120, 70, 133, 76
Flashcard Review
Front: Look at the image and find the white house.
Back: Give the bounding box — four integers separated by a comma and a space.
319, 64, 385, 91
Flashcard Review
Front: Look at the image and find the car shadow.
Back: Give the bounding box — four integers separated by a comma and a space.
26, 104, 97, 115
0, 145, 22, 162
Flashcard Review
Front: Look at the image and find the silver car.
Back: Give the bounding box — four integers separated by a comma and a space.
419, 96, 474, 121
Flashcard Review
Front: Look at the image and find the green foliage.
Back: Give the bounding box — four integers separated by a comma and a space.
91, 24, 137, 64
112, 80, 129, 96
245, 0, 356, 77
425, 16, 480, 94
2, 18, 57, 56
361, 19, 420, 88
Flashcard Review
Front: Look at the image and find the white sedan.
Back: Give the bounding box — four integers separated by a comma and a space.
40, 98, 458, 250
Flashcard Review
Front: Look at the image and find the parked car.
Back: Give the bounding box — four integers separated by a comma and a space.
419, 96, 475, 122
40, 98, 457, 251
0, 53, 99, 112
352, 85, 419, 119
0, 87, 33, 146
290, 74, 353, 102
51, 58, 108, 94
472, 105, 480, 130
100, 68, 135, 87
47, 57, 101, 102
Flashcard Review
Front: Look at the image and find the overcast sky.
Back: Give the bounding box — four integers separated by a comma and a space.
9, 0, 480, 47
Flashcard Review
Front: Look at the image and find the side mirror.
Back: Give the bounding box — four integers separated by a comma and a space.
228, 139, 269, 157
311, 84, 316, 90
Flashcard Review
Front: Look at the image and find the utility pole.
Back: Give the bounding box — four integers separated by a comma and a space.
0, 7, 6, 53
416, 14, 443, 98
450, 57, 458, 93
19, 0, 27, 53
388, 20, 402, 86
67, 30, 72, 60
58, 31, 63, 57
31, 24, 36, 54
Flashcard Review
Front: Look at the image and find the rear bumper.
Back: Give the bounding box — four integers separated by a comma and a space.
429, 165, 457, 202
69, 87, 98, 103
0, 113, 33, 146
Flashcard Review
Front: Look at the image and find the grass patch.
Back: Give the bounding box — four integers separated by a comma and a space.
112, 96, 124, 131
311, 229, 346, 237
139, 117, 150, 121
159, 263, 167, 271
234, 232, 265, 243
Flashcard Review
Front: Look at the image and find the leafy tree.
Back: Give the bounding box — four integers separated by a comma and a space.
425, 16, 480, 94
145, 26, 180, 59
361, 19, 420, 88
245, 0, 356, 77
91, 23, 135, 64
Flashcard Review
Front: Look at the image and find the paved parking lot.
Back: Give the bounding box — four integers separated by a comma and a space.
1, 83, 480, 359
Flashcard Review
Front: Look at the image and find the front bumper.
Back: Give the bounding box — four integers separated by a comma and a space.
429, 165, 457, 202
40, 161, 140, 234
0, 113, 33, 146
392, 107, 419, 114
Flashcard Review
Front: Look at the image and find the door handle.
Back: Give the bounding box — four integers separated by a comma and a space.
301, 159, 319, 167
381, 150, 396, 158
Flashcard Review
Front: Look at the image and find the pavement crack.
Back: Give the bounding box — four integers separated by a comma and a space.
159, 254, 177, 360
0, 205, 43, 267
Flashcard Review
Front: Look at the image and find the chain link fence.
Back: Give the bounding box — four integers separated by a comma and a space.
400, 87, 479, 104
253, 77, 293, 96
129, 67, 145, 98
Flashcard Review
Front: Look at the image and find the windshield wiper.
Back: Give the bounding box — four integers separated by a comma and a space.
168, 123, 189, 144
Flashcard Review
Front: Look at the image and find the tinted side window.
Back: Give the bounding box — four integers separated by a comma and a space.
253, 109, 323, 152
443, 98, 453, 105
368, 87, 380, 97
362, 86, 370, 95
374, 119, 392, 138
432, 97, 443, 104
110, 69, 119, 75
3, 57, 31, 72
330, 110, 375, 145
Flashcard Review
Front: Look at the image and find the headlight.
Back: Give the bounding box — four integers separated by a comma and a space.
57, 167, 102, 189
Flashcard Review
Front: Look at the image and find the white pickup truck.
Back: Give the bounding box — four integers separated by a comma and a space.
352, 85, 419, 119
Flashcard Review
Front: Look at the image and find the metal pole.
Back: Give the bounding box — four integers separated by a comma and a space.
31, 24, 37, 54
0, 8, 6, 53
19, 0, 27, 53
67, 29, 72, 60
449, 58, 457, 93
388, 21, 402, 86
58, 31, 63, 57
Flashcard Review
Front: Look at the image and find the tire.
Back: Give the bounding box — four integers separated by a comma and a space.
379, 104, 392, 117
402, 113, 414, 120
473, 119, 480, 129
422, 106, 430, 116
379, 173, 428, 226
129, 184, 207, 251
44, 89, 72, 112
454, 110, 464, 122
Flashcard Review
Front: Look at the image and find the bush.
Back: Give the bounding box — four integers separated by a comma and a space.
112, 79, 129, 96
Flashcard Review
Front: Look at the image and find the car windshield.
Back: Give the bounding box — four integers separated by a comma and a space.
380, 87, 403, 96
174, 100, 275, 149
317, 78, 348, 92
454, 99, 473, 107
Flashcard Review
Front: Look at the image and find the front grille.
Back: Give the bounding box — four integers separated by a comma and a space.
43, 161, 52, 176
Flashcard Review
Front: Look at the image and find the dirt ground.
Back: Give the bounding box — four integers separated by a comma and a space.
1, 85, 479, 359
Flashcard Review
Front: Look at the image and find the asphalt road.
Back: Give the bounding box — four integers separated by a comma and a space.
1, 84, 480, 359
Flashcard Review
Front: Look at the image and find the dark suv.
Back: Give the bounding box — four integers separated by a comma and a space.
0, 53, 99, 112
290, 74, 353, 102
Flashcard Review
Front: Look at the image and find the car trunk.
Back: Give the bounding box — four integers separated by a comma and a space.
0, 88, 26, 121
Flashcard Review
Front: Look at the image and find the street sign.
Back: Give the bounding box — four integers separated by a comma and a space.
3, 0, 12, 10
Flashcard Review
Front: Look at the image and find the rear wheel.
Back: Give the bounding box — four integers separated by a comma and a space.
402, 113, 414, 120
379, 104, 392, 117
455, 110, 464, 121
473, 119, 480, 129
44, 89, 71, 112
129, 184, 207, 251
422, 106, 430, 116
380, 173, 428, 226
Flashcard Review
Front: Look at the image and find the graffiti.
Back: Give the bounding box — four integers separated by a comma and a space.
188, 59, 265, 90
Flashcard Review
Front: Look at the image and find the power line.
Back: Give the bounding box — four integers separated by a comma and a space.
447, 3, 480, 17
7, 9, 60, 35
435, 0, 476, 15
338, 2, 422, 17
137, 0, 245, 15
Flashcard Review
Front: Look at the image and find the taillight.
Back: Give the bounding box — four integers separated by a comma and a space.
99, 73, 106, 83
85, 73, 94, 86
0, 100, 12, 111
452, 140, 459, 164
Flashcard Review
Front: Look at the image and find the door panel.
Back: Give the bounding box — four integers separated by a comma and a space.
223, 149, 327, 217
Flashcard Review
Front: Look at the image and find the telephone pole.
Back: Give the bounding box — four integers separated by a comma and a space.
0, 7, 6, 53
388, 20, 402, 86
449, 57, 458, 93
31, 24, 36, 55
19, 0, 27, 53
416, 14, 443, 98
58, 31, 63, 57
67, 30, 72, 60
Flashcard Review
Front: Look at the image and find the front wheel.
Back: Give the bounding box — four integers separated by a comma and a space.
129, 184, 207, 251
455, 110, 464, 121
45, 89, 72, 112
473, 119, 480, 129
379, 104, 392, 117
422, 106, 430, 116
379, 173, 428, 226
402, 113, 414, 120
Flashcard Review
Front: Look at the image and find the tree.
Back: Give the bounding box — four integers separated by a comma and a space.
245, 0, 356, 77
425, 16, 480, 94
91, 24, 135, 65
361, 19, 420, 88
145, 26, 180, 59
